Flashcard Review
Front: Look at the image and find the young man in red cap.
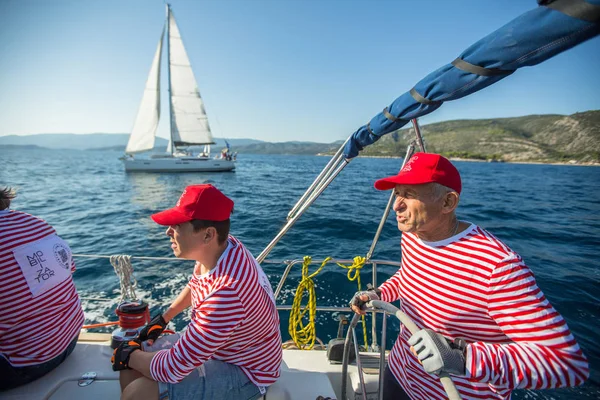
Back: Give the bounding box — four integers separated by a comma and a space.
112, 184, 282, 400
350, 153, 589, 400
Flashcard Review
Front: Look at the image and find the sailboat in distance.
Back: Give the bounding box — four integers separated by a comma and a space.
122, 4, 235, 172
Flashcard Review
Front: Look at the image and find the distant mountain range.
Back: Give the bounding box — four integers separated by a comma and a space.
0, 134, 262, 151
2, 110, 598, 163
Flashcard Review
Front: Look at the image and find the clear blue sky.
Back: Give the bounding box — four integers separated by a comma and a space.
0, 0, 598, 143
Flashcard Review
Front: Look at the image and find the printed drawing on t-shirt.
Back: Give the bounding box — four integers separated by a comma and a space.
12, 234, 72, 297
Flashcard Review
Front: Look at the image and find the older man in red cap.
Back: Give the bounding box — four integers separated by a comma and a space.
112, 184, 282, 400
350, 153, 589, 400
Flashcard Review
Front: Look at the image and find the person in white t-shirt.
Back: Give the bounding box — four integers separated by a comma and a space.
112, 184, 282, 400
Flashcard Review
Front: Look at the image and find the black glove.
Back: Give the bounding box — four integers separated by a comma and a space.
408, 329, 466, 376
138, 314, 167, 343
349, 284, 381, 313
111, 338, 142, 371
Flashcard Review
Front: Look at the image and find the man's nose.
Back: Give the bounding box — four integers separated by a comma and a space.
166, 226, 174, 236
393, 196, 405, 211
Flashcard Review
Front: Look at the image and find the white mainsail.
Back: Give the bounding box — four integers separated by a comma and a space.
121, 5, 234, 172
168, 10, 214, 147
125, 28, 165, 154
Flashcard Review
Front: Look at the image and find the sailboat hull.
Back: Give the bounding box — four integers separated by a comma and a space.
123, 157, 235, 172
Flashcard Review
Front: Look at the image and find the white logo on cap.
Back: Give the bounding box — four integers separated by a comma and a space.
176, 189, 187, 207
401, 155, 418, 173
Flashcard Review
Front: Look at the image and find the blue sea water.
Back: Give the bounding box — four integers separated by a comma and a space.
1, 148, 599, 399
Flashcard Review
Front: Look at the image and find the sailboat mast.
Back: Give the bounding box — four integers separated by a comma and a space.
166, 3, 175, 156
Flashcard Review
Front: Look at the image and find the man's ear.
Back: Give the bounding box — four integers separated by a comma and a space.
442, 192, 460, 214
204, 227, 216, 242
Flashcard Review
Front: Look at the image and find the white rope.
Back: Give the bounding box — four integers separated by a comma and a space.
110, 255, 138, 302
73, 253, 180, 261
79, 297, 114, 302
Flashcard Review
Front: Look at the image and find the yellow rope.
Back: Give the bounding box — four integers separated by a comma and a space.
288, 256, 331, 350
288, 255, 370, 351
337, 256, 369, 349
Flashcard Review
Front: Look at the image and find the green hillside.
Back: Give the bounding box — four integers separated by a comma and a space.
359, 110, 600, 163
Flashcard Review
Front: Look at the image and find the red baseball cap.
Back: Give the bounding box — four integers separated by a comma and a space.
374, 153, 462, 194
151, 184, 234, 225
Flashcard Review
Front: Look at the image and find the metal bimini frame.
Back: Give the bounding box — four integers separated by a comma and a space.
256, 137, 351, 263
257, 118, 425, 264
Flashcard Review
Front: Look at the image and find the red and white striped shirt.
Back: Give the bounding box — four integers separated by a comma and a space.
379, 223, 589, 400
0, 209, 84, 366
150, 235, 282, 387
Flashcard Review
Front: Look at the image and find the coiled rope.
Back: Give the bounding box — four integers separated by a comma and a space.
336, 256, 369, 349
81, 255, 149, 330
110, 255, 139, 302
288, 256, 332, 350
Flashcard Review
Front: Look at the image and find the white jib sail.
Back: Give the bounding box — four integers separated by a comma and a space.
125, 27, 165, 154
168, 11, 214, 146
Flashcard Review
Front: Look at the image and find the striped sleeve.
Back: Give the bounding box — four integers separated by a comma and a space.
378, 268, 402, 303
150, 287, 244, 383
467, 255, 590, 389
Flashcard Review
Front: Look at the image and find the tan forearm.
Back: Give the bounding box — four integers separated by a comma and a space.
162, 286, 192, 323
128, 350, 157, 379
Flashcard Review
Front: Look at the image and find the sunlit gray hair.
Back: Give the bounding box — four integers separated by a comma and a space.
0, 187, 16, 210
430, 182, 455, 201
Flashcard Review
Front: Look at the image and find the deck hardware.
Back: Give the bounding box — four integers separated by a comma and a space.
78, 371, 97, 387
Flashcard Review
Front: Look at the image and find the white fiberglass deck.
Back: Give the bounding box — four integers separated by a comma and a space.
2, 333, 382, 400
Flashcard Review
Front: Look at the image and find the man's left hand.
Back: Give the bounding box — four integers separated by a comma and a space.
111, 338, 142, 371
349, 288, 380, 315
138, 314, 167, 345
407, 329, 466, 376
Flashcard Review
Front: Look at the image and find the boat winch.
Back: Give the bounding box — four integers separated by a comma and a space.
110, 301, 150, 349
